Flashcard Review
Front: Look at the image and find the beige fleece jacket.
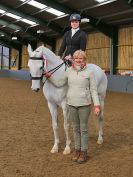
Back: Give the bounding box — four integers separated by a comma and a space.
50, 67, 100, 107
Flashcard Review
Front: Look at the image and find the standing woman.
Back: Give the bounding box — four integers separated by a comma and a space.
58, 13, 87, 64
45, 50, 100, 164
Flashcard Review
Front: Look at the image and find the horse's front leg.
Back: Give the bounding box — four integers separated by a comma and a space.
96, 96, 104, 144
61, 102, 71, 155
47, 102, 59, 153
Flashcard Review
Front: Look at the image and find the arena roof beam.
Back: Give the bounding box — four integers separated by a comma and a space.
82, 14, 115, 38
124, 0, 133, 7
95, 9, 133, 19
0, 30, 14, 41
0, 30, 21, 50
0, 19, 55, 46
0, 28, 55, 51
79, 0, 117, 11
0, 4, 63, 34
0, 29, 29, 45
0, 35, 22, 50
35, 0, 74, 14
0, 19, 23, 32
0, 29, 24, 42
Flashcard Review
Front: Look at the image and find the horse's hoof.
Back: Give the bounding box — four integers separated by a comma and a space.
63, 150, 71, 155
50, 148, 58, 153
63, 147, 71, 155
97, 139, 103, 145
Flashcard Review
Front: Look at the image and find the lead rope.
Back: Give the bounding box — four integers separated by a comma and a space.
34, 91, 44, 113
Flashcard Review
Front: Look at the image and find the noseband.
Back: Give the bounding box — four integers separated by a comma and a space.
29, 57, 44, 80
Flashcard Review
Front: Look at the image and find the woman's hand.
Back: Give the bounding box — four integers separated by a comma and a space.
44, 72, 52, 78
94, 106, 100, 116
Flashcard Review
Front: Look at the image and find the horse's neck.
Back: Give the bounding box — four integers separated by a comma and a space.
43, 47, 66, 80
46, 61, 66, 80
43, 47, 62, 65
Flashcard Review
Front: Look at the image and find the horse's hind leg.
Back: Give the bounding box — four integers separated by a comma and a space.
47, 102, 59, 153
61, 102, 71, 155
96, 96, 104, 144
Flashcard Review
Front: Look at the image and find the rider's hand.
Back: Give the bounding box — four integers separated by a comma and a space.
64, 55, 72, 61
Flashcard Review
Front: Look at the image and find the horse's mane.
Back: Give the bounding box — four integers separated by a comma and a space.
39, 46, 62, 63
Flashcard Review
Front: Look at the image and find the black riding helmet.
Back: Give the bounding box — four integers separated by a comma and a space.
69, 13, 81, 22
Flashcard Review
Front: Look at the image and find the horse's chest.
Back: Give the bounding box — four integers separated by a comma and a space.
43, 82, 67, 103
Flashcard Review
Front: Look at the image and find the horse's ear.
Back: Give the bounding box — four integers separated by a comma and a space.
27, 44, 33, 56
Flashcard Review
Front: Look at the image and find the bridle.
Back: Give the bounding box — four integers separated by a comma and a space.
29, 56, 67, 83
29, 57, 44, 80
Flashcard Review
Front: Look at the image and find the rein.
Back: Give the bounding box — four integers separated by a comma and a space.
43, 61, 65, 76
42, 61, 66, 85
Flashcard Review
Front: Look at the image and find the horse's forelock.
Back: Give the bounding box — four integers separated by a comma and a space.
29, 46, 43, 58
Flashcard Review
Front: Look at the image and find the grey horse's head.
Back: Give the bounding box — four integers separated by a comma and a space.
28, 44, 44, 92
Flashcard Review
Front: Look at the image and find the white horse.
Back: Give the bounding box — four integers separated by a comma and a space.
27, 44, 108, 154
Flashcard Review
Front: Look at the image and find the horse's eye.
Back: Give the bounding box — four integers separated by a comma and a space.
40, 66, 43, 70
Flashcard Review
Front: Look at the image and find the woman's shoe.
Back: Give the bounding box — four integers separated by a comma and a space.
71, 149, 80, 162
77, 150, 88, 163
